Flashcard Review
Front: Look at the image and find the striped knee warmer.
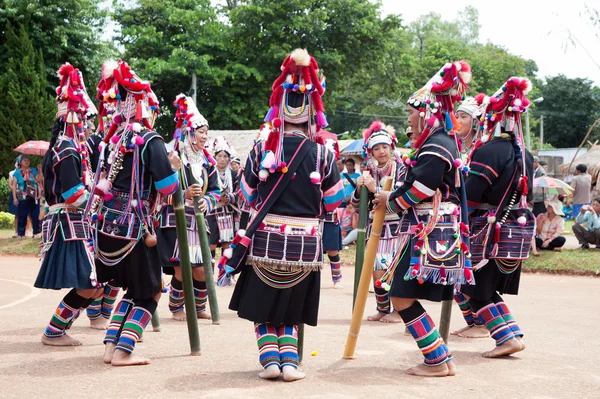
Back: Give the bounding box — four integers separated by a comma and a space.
44, 289, 87, 338
193, 279, 208, 314
400, 302, 451, 366
475, 303, 516, 346
255, 323, 280, 369
277, 324, 299, 369
101, 284, 120, 319
169, 277, 185, 314
115, 305, 154, 354
494, 301, 523, 338
86, 298, 102, 320
329, 254, 342, 283
374, 287, 391, 314
104, 297, 134, 345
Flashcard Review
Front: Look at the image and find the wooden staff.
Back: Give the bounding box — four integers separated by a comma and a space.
173, 181, 201, 355
186, 172, 221, 325
298, 323, 305, 363
352, 181, 370, 310
343, 177, 392, 359
439, 299, 452, 343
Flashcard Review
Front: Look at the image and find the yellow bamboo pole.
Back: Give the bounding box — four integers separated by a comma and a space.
343, 177, 393, 359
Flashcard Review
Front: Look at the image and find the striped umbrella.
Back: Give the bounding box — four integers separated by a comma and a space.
533, 176, 574, 195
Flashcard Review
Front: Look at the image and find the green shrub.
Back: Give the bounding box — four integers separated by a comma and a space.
0, 211, 13, 229
0, 177, 9, 212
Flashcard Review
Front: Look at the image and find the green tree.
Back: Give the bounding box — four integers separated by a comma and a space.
537, 75, 600, 147
0, 21, 54, 177
0, 0, 110, 93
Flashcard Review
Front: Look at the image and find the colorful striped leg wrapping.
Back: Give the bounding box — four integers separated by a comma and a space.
400, 302, 451, 366
193, 279, 208, 314
277, 324, 299, 369
375, 287, 391, 314
329, 253, 342, 283
169, 277, 185, 314
495, 301, 523, 338
101, 284, 120, 320
44, 289, 87, 338
476, 303, 516, 346
115, 305, 154, 354
86, 298, 102, 320
255, 323, 281, 369
104, 297, 134, 345
454, 292, 475, 326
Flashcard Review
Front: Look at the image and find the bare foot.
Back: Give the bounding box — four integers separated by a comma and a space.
258, 364, 281, 379
41, 334, 82, 347
458, 325, 489, 338
482, 338, 522, 358
89, 318, 109, 330
516, 336, 526, 351
380, 312, 402, 323
367, 312, 386, 321
333, 282, 342, 289
282, 365, 305, 382
446, 360, 457, 376
196, 311, 212, 320
405, 362, 450, 377
103, 342, 116, 364
111, 349, 152, 366
532, 251, 540, 256
553, 247, 563, 252
172, 311, 186, 321
451, 325, 473, 336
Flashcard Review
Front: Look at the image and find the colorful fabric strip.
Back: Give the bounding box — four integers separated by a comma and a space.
374, 287, 391, 314
62, 183, 85, 203
330, 259, 342, 283
104, 298, 134, 345
86, 298, 102, 320
476, 303, 516, 346
101, 284, 120, 319
169, 285, 185, 314
277, 324, 299, 369
255, 323, 281, 369
323, 180, 345, 212
394, 179, 433, 210
495, 302, 523, 338
454, 292, 483, 327
154, 171, 179, 195
44, 300, 80, 337
115, 307, 153, 354
193, 280, 208, 313
402, 304, 450, 366
241, 176, 257, 206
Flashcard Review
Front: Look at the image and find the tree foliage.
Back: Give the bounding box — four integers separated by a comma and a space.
0, 21, 54, 177
537, 75, 600, 148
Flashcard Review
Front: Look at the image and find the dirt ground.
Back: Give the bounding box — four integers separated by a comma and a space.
1, 255, 599, 399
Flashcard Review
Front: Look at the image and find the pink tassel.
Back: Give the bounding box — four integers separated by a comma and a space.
279, 224, 287, 233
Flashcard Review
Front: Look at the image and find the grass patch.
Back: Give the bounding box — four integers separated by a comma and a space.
522, 249, 600, 275
0, 235, 41, 256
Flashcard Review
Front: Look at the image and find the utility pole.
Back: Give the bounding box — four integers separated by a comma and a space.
540, 115, 544, 149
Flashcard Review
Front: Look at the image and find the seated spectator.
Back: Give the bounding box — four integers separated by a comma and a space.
533, 198, 566, 253
561, 197, 573, 221
338, 204, 359, 246
572, 197, 600, 249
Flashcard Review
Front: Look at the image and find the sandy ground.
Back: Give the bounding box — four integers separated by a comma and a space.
0, 256, 599, 399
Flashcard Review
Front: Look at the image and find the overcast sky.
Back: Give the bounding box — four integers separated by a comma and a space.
382, 0, 600, 85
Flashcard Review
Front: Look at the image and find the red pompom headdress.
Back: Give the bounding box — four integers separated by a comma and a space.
408, 61, 472, 149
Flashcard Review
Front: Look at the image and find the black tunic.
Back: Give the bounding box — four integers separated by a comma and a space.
93, 130, 179, 299
229, 134, 343, 326
461, 137, 534, 300
388, 130, 460, 302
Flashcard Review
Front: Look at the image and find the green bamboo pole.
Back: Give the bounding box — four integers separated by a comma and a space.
298, 323, 305, 363
186, 173, 221, 325
173, 183, 201, 355
439, 299, 453, 344
353, 185, 369, 310
151, 310, 161, 332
